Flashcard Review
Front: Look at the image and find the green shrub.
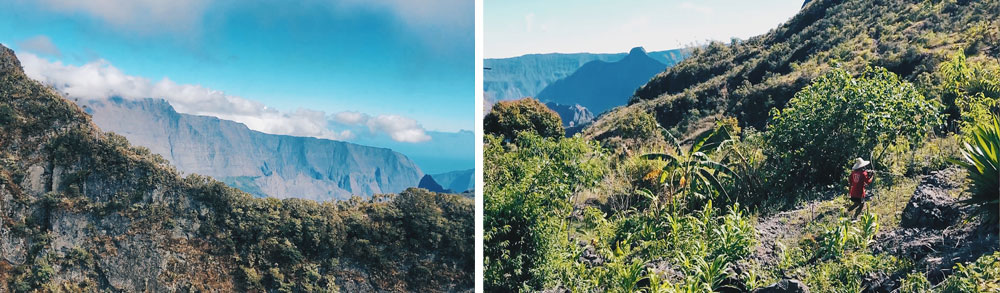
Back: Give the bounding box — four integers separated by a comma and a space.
484, 133, 605, 291
616, 110, 661, 140
484, 98, 565, 140
898, 272, 932, 293
921, 49, 1000, 131
766, 66, 941, 188
641, 125, 736, 210
953, 115, 999, 223
936, 252, 1000, 292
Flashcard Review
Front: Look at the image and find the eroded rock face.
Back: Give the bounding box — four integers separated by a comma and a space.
874, 167, 1000, 285
755, 278, 810, 293
900, 172, 960, 229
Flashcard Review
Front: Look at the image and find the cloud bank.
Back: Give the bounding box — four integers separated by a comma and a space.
18, 52, 431, 143
34, 0, 211, 34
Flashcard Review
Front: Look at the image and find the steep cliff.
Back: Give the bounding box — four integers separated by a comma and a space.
429, 169, 474, 194
0, 45, 472, 292
79, 98, 423, 201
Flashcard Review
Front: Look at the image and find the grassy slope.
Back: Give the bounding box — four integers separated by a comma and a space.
584, 0, 1000, 140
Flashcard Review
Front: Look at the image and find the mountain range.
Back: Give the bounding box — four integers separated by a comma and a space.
484, 48, 688, 105
537, 47, 670, 116
0, 45, 473, 291
79, 97, 424, 201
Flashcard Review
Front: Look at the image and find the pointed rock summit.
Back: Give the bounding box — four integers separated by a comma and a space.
536, 46, 667, 115
628, 46, 648, 56
0, 45, 23, 75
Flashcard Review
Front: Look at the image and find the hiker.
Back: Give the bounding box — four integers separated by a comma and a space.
847, 158, 874, 219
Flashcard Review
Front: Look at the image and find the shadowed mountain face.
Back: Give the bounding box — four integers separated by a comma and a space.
429, 169, 474, 193
417, 175, 448, 193
545, 102, 595, 127
537, 47, 667, 116
79, 98, 423, 201
483, 48, 687, 106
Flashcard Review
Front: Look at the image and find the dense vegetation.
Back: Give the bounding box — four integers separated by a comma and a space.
0, 46, 472, 292
484, 98, 565, 139
486, 0, 999, 291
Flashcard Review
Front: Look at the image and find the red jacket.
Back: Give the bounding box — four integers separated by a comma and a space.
849, 169, 873, 198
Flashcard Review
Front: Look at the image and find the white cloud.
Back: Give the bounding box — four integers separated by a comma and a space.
33, 0, 211, 34
17, 51, 430, 143
333, 111, 366, 125
17, 35, 62, 57
333, 111, 432, 143
366, 115, 431, 143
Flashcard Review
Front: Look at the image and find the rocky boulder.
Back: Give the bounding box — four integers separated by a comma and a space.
900, 171, 961, 229
755, 278, 810, 293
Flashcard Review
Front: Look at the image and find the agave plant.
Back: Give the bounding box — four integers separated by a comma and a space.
953, 115, 1000, 223
641, 126, 739, 210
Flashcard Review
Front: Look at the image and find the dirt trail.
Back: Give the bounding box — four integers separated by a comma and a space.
751, 167, 999, 284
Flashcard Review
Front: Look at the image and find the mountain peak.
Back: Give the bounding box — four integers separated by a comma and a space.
628, 46, 647, 56
0, 44, 23, 76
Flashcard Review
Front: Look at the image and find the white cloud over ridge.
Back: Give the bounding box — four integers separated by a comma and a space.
17, 52, 431, 143
334, 111, 431, 143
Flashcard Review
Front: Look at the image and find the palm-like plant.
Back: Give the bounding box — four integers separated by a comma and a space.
641, 127, 738, 210
953, 115, 1000, 223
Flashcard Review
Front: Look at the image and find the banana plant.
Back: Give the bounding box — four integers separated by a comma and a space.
952, 114, 1000, 223
641, 126, 739, 211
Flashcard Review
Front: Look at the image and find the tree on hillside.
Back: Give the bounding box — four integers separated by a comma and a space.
484, 98, 565, 140
766, 66, 941, 187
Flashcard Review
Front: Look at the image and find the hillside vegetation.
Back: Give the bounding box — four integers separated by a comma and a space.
586, 0, 999, 139
486, 0, 999, 291
0, 45, 472, 292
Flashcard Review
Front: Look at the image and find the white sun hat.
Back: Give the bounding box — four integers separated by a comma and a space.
852, 158, 870, 170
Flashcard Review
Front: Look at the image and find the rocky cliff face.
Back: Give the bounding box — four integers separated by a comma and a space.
429, 169, 474, 193
545, 102, 595, 128
0, 45, 472, 292
79, 97, 423, 201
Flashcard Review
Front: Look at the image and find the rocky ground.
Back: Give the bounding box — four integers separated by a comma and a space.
751, 167, 999, 292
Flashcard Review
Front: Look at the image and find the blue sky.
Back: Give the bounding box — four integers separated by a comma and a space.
0, 0, 474, 135
486, 0, 804, 58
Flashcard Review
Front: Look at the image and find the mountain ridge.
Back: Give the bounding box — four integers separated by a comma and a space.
78, 97, 424, 201
536, 46, 667, 115
0, 44, 472, 291
484, 48, 688, 105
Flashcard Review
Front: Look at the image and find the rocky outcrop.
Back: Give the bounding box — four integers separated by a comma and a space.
755, 279, 810, 293
874, 168, 1000, 284
900, 171, 961, 229
545, 102, 595, 127
79, 98, 423, 201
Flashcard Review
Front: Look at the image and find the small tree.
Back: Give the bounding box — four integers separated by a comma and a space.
766, 66, 940, 187
484, 98, 565, 140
